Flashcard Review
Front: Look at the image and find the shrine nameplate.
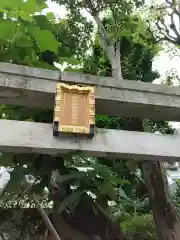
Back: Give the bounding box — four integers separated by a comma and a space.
53, 83, 95, 137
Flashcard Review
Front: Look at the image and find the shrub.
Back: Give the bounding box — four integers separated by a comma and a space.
121, 214, 158, 240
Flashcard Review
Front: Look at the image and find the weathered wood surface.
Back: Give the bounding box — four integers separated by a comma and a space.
1, 62, 180, 121
0, 119, 180, 162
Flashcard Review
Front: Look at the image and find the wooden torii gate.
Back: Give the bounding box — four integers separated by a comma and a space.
0, 62, 180, 239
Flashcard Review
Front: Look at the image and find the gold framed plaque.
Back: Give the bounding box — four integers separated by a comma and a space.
53, 83, 95, 137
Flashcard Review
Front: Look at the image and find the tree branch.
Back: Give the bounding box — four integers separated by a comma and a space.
151, 0, 180, 45
92, 13, 114, 61
146, 20, 157, 43
174, 7, 180, 17
92, 14, 123, 80
155, 19, 177, 44
111, 41, 122, 81
85, 0, 122, 81
32, 194, 62, 240
169, 10, 180, 39
165, 0, 172, 5
0, 233, 6, 240
164, 0, 180, 38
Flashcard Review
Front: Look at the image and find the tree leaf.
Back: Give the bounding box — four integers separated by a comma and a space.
126, 160, 137, 172
19, 10, 33, 22
96, 202, 110, 218
15, 35, 33, 47
21, 0, 39, 14
34, 15, 53, 31
118, 187, 128, 200
59, 171, 87, 182
108, 176, 130, 185
92, 203, 99, 216
36, 0, 48, 10
67, 58, 81, 65
57, 191, 82, 214
29, 180, 47, 196
96, 114, 109, 121
0, 153, 14, 167
0, 20, 15, 40
0, 0, 22, 10
28, 26, 59, 53
99, 182, 117, 200
46, 12, 56, 21
2, 167, 27, 194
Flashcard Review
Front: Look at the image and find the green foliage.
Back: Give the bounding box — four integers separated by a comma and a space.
83, 15, 159, 82
56, 16, 93, 62
0, 2, 174, 237
0, 9, 161, 220
29, 26, 59, 53
54, 0, 144, 16
145, 119, 175, 135
171, 180, 180, 216
0, 0, 94, 69
57, 190, 83, 214
0, 104, 53, 122
121, 214, 158, 240
0, 0, 61, 65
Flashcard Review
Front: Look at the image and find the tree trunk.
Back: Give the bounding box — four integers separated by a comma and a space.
121, 118, 180, 239
142, 161, 180, 239
90, 6, 180, 237
32, 194, 61, 240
